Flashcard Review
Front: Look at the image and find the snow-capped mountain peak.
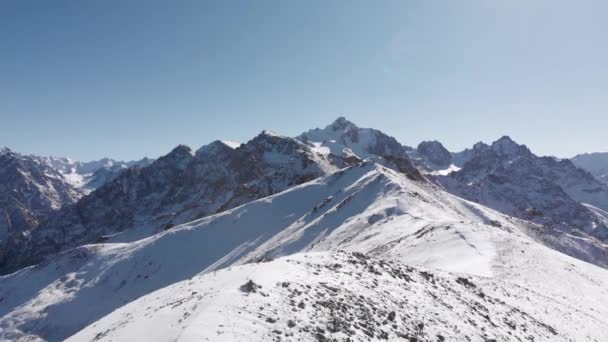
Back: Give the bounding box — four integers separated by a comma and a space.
259, 128, 282, 137
219, 139, 241, 149
297, 117, 409, 159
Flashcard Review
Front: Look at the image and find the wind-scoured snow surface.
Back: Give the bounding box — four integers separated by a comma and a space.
68, 252, 608, 342
1, 162, 607, 341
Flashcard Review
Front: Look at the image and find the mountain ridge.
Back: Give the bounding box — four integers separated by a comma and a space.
438, 136, 608, 243
3, 119, 608, 275
1, 160, 606, 341
1, 118, 608, 341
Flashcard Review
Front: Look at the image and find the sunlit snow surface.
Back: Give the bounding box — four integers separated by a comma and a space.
219, 140, 242, 149
1, 163, 607, 341
68, 251, 608, 342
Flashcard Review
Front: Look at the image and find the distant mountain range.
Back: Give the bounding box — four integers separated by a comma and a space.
1, 118, 607, 341
572, 152, 608, 185
0, 148, 151, 264
2, 118, 608, 274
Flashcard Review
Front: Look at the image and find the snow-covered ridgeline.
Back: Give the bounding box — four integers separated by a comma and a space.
1, 162, 607, 341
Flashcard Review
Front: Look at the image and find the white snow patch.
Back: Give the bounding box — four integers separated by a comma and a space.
219, 140, 242, 149
429, 164, 461, 176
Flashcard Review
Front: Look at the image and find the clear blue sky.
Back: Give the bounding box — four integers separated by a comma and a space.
1, 0, 606, 161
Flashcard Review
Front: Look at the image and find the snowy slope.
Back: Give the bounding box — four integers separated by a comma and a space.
68, 251, 608, 342
1, 162, 607, 341
2, 123, 608, 342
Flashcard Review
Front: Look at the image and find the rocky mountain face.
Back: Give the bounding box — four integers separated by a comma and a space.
33, 155, 153, 192
297, 119, 607, 245
438, 136, 608, 242
295, 117, 425, 179
0, 148, 151, 265
572, 152, 608, 185
297, 116, 412, 159
0, 150, 85, 212
0, 131, 348, 274
416, 140, 453, 169
406, 140, 456, 172
0, 149, 84, 260
452, 142, 491, 167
